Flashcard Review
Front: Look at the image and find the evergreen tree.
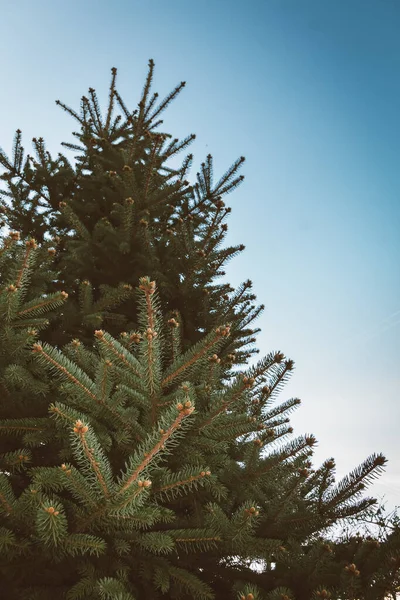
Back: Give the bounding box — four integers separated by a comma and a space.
0, 62, 259, 365
0, 62, 398, 599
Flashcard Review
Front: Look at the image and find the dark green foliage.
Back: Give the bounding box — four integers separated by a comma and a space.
0, 62, 259, 364
0, 62, 398, 599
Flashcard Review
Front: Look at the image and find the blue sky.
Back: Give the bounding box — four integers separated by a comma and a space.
1, 0, 399, 509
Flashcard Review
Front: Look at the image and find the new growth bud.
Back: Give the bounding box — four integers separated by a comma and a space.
298, 468, 309, 477
274, 352, 285, 363
209, 354, 221, 363
177, 400, 194, 416
344, 563, 360, 576
139, 277, 156, 294
145, 328, 158, 341
216, 325, 230, 337
243, 376, 255, 388
138, 480, 152, 488
46, 506, 59, 516
316, 591, 331, 599
130, 333, 142, 344
168, 318, 179, 327
73, 420, 89, 434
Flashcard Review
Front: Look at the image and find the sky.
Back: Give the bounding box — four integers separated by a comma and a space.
0, 0, 399, 511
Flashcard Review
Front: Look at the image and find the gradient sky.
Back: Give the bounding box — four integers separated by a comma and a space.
1, 0, 399, 510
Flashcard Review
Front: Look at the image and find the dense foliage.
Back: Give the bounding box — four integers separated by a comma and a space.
0, 61, 398, 599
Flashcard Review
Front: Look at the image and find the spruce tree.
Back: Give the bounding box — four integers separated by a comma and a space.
0, 62, 260, 365
1, 62, 398, 599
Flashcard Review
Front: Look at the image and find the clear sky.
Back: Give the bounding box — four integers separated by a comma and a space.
1, 0, 399, 510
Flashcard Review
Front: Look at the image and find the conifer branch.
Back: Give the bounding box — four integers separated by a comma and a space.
247, 436, 316, 480
49, 403, 78, 425
0, 473, 13, 515
112, 88, 132, 120
138, 277, 161, 422
201, 207, 222, 252
62, 533, 107, 557
153, 469, 212, 496
143, 135, 161, 201
32, 343, 97, 401
99, 360, 112, 404
270, 475, 305, 522
76, 481, 150, 531
105, 67, 117, 133
55, 98, 84, 125
161, 325, 230, 388
36, 499, 68, 547
94, 330, 142, 379
175, 535, 221, 544
148, 81, 186, 124
198, 382, 247, 430
119, 405, 194, 494
139, 59, 155, 124
139, 277, 157, 332
0, 231, 20, 258
72, 420, 111, 499
17, 291, 68, 318
59, 464, 99, 509
0, 419, 48, 434
14, 238, 36, 289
